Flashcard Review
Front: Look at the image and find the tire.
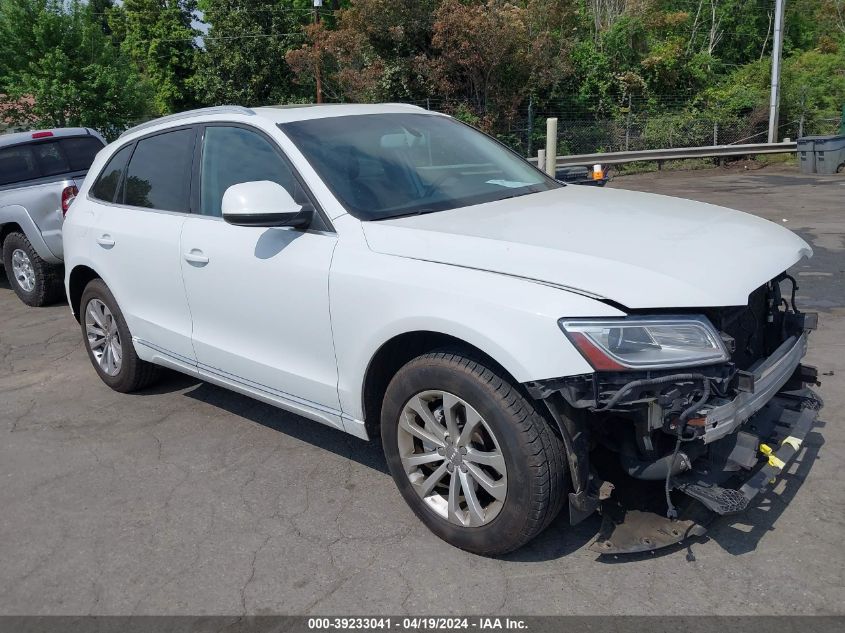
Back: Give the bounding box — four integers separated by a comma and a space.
381, 350, 568, 555
79, 279, 160, 393
2, 231, 64, 307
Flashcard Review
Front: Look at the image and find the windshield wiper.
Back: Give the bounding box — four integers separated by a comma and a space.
369, 186, 550, 221
370, 208, 441, 221
498, 186, 546, 201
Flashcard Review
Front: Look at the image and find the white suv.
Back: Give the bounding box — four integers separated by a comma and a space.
63, 104, 820, 555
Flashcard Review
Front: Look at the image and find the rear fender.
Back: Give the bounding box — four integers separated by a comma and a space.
0, 204, 62, 263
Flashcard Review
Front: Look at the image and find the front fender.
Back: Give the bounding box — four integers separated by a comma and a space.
0, 204, 62, 263
330, 245, 624, 421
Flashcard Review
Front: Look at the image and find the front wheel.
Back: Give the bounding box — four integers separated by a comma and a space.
381, 351, 568, 555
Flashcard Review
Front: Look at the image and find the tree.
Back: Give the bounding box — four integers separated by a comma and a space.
0, 0, 151, 138
286, 0, 437, 103
286, 20, 385, 102
89, 0, 115, 35
703, 47, 845, 137
415, 0, 563, 128
108, 0, 198, 114
193, 0, 312, 106
2, 0, 839, 151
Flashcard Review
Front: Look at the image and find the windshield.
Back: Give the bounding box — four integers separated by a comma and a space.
279, 113, 560, 220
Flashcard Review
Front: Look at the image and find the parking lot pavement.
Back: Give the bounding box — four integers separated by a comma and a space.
1, 165, 843, 616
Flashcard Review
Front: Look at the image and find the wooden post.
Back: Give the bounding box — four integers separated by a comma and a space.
545, 118, 557, 176
537, 149, 546, 173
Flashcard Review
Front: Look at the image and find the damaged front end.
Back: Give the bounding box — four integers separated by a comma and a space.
526, 274, 823, 555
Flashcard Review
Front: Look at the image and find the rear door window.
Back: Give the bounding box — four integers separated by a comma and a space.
90, 144, 133, 203
122, 128, 195, 212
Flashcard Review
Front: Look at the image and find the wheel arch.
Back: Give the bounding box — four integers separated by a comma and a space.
361, 330, 523, 439
0, 221, 23, 246
0, 206, 61, 263
68, 264, 102, 321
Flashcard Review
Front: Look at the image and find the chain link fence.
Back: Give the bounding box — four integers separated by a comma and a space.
404, 97, 843, 158
531, 116, 840, 156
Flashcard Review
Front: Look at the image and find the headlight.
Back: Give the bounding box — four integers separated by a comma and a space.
559, 316, 729, 371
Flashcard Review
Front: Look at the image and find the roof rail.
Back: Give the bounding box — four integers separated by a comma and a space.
119, 106, 255, 138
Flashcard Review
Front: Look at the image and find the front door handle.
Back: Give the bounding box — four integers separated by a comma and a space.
96, 234, 115, 248
184, 249, 209, 266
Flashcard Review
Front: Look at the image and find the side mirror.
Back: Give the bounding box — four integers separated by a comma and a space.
222, 181, 312, 229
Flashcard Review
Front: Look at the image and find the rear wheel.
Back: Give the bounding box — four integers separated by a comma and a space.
2, 231, 64, 307
80, 279, 160, 392
381, 351, 568, 555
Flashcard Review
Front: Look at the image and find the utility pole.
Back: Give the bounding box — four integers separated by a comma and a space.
313, 0, 323, 104
767, 0, 785, 143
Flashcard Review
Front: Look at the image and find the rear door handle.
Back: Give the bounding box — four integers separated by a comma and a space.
184, 249, 209, 266
96, 235, 115, 248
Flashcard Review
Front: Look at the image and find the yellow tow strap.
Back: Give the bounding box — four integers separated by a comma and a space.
782, 436, 803, 451
759, 444, 786, 471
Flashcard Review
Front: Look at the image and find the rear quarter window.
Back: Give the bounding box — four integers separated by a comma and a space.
90, 144, 133, 203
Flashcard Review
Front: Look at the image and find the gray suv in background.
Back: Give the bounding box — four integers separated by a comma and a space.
0, 128, 105, 306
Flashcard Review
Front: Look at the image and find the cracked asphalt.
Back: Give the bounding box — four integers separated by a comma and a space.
1, 164, 843, 616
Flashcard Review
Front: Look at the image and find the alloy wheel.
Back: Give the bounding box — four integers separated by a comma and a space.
397, 390, 507, 527
11, 248, 35, 293
85, 299, 123, 376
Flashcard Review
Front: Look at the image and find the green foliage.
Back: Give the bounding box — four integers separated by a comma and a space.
0, 0, 151, 139
0, 0, 841, 146
192, 0, 312, 106
602, 15, 647, 71
704, 48, 845, 133
640, 111, 718, 148
109, 0, 199, 114
783, 50, 845, 123
450, 102, 482, 127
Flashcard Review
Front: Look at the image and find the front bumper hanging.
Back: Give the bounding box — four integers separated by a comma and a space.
589, 388, 821, 554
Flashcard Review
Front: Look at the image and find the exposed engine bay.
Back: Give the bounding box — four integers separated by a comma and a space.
526, 273, 822, 554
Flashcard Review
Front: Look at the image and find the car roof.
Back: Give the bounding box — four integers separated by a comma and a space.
252, 103, 433, 123
118, 103, 441, 140
0, 127, 104, 149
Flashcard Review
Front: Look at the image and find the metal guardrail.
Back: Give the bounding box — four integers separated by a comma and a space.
527, 141, 797, 167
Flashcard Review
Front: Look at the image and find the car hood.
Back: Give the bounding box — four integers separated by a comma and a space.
361, 186, 812, 309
